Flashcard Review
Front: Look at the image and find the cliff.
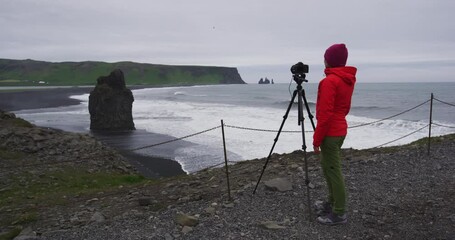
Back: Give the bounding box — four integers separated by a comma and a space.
0, 58, 246, 86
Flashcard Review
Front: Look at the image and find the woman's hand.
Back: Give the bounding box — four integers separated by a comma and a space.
313, 145, 320, 155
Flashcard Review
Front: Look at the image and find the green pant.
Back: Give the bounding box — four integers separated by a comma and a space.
320, 136, 346, 215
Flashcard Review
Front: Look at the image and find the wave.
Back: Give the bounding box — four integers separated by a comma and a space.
135, 116, 192, 121
69, 93, 89, 101
348, 115, 428, 129
272, 100, 316, 108
272, 101, 390, 111
351, 106, 389, 111
173, 91, 208, 97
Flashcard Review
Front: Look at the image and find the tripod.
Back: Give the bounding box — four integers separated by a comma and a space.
253, 71, 316, 220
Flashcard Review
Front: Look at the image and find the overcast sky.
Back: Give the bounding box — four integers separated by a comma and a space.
1, 0, 454, 83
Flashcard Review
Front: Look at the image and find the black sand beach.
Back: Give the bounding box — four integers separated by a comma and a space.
0, 87, 93, 111
0, 86, 186, 178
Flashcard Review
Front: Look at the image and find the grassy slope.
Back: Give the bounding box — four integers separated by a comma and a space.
0, 59, 242, 86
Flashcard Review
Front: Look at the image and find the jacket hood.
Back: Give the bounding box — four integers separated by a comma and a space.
324, 66, 357, 85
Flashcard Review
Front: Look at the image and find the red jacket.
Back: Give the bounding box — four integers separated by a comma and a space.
313, 66, 357, 147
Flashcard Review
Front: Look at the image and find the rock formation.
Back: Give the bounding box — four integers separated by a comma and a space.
258, 77, 274, 84
89, 69, 135, 130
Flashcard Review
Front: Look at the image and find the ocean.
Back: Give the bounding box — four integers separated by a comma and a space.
15, 82, 455, 173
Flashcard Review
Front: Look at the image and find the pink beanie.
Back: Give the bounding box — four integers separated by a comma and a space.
324, 43, 348, 67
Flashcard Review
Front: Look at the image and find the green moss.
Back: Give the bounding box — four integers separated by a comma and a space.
9, 118, 34, 128
0, 168, 150, 211
149, 202, 167, 211
369, 133, 455, 153
121, 175, 146, 184
0, 227, 21, 240
409, 134, 455, 146
0, 148, 24, 159
11, 212, 38, 225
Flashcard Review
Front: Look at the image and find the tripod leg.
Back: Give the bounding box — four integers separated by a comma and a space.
302, 89, 316, 131
253, 90, 297, 194
297, 89, 313, 221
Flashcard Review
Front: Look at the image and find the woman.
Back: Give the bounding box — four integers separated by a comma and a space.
313, 43, 357, 225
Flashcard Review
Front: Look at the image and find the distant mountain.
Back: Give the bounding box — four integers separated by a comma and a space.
0, 58, 246, 86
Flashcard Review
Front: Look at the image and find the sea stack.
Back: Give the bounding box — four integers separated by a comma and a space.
89, 69, 135, 130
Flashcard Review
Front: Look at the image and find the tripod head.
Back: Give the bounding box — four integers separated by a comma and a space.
290, 62, 309, 86
293, 73, 308, 86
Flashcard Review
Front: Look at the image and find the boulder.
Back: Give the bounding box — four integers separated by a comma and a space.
89, 69, 135, 130
175, 213, 199, 226
0, 110, 15, 119
264, 178, 293, 192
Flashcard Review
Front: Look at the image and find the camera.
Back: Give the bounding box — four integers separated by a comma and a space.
290, 62, 309, 75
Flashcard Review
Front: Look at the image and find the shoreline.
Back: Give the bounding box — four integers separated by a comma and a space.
0, 86, 187, 178
0, 85, 158, 112
0, 86, 93, 112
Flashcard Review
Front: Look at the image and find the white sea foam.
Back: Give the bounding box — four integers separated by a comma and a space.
69, 93, 90, 101
131, 95, 453, 173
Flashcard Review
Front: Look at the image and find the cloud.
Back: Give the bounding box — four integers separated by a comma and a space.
1, 0, 454, 82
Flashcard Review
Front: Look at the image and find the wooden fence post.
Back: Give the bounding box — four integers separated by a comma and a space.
221, 120, 232, 200
428, 93, 433, 155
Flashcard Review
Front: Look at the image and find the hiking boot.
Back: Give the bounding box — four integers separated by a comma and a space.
317, 212, 347, 226
313, 201, 332, 216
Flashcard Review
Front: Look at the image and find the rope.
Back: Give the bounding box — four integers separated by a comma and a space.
349, 99, 430, 129
206, 161, 226, 169
224, 124, 312, 133
204, 160, 241, 170
432, 122, 455, 129
203, 159, 258, 174
127, 126, 221, 151
228, 160, 258, 173
374, 124, 429, 148
434, 97, 455, 107
224, 99, 430, 133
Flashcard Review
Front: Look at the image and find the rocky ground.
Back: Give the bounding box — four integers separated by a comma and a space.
1, 110, 454, 240
0, 110, 135, 179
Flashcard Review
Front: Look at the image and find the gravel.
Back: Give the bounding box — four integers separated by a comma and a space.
40, 135, 455, 240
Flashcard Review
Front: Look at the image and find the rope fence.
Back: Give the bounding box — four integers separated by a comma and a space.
373, 124, 430, 148
127, 126, 221, 151
224, 98, 432, 133
433, 122, 455, 129
116, 94, 455, 172
2, 93, 454, 175
348, 99, 430, 129
434, 97, 455, 107
224, 124, 305, 133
